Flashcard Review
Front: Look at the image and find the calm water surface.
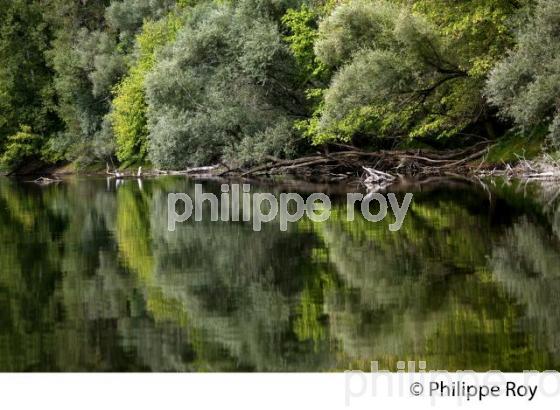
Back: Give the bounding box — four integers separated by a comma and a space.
1, 176, 559, 371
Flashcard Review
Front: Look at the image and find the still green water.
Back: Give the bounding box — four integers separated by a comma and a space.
0, 176, 559, 371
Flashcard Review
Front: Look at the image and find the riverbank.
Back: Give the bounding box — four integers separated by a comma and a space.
5, 135, 560, 183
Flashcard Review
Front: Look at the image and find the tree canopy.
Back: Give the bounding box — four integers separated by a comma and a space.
0, 0, 557, 171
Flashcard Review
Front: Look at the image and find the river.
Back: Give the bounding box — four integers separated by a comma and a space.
0, 175, 559, 371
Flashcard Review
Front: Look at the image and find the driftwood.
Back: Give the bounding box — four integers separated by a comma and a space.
105, 163, 221, 178
107, 142, 560, 185
219, 143, 493, 180
362, 166, 395, 182
26, 176, 62, 185
98, 143, 495, 181
362, 166, 397, 192
477, 155, 560, 180
106, 163, 125, 178
159, 164, 221, 175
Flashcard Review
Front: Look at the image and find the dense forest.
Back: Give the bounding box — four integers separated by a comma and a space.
1, 0, 559, 173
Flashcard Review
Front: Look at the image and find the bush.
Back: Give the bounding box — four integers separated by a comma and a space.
0, 126, 42, 169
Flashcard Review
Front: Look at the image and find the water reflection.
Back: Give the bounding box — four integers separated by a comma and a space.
0, 176, 559, 371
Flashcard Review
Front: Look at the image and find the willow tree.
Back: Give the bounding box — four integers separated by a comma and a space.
145, 0, 306, 168
111, 14, 182, 165
307, 0, 526, 145
486, 0, 560, 145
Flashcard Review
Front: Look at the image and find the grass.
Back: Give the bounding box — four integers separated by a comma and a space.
485, 126, 547, 164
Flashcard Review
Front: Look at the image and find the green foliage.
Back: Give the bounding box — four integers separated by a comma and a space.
0, 0, 57, 158
111, 14, 182, 164
485, 126, 547, 164
0, 126, 42, 169
281, 3, 334, 147
146, 0, 305, 168
46, 25, 126, 163
43, 0, 179, 166
486, 0, 560, 146
281, 5, 328, 82
105, 0, 177, 44
314, 0, 401, 67
311, 0, 476, 144
0, 0, 554, 169
303, 0, 527, 145
412, 0, 526, 78
112, 73, 148, 164
224, 119, 299, 164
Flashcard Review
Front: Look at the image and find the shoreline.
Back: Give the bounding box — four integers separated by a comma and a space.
4, 143, 560, 184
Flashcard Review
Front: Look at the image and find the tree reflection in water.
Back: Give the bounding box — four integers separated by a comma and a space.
0, 176, 559, 371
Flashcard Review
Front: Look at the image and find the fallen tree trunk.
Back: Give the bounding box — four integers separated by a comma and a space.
163, 164, 221, 175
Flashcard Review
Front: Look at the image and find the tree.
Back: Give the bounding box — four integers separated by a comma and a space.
42, 0, 120, 164
46, 28, 125, 164
305, 0, 526, 146
105, 0, 177, 45
281, 4, 330, 84
411, 0, 526, 78
486, 0, 560, 145
0, 0, 58, 161
111, 14, 182, 165
311, 0, 464, 143
43, 0, 179, 165
145, 0, 306, 168
0, 126, 42, 169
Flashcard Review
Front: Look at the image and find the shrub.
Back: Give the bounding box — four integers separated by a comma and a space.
1, 126, 42, 169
